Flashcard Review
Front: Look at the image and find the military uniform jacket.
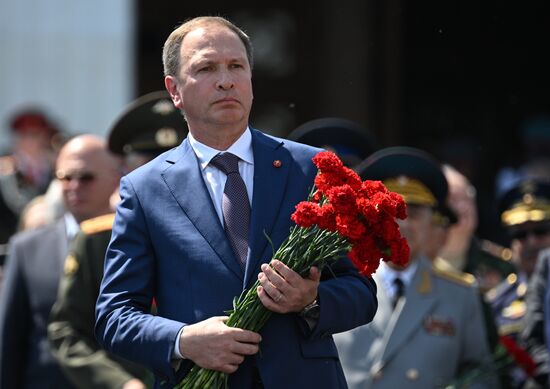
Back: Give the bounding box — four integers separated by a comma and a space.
48, 214, 153, 389
519, 248, 550, 387
487, 272, 529, 339
334, 257, 497, 389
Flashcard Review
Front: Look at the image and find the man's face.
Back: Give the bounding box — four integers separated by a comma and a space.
396, 204, 433, 262
509, 221, 550, 275
425, 221, 449, 261
15, 128, 53, 155
56, 144, 120, 222
167, 25, 253, 132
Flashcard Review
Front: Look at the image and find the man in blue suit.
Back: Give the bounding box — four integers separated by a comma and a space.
95, 16, 377, 388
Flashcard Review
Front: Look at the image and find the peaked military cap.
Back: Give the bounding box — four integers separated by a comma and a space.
287, 117, 379, 168
108, 91, 188, 155
357, 146, 454, 223
499, 179, 550, 226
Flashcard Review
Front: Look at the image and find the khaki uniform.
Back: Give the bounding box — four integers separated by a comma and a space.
48, 214, 153, 388
334, 257, 497, 389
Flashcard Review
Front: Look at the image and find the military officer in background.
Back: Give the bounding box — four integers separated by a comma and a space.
47, 91, 188, 389
487, 179, 550, 388
439, 164, 515, 293
334, 146, 497, 389
523, 247, 550, 389
0, 109, 63, 265
287, 116, 379, 169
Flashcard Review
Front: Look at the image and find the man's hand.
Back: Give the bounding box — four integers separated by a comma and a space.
257, 260, 320, 313
178, 316, 261, 373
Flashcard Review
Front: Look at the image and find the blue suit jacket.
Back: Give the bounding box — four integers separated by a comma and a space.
95, 129, 377, 388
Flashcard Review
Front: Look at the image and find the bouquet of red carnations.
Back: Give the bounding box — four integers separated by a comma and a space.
176, 151, 409, 388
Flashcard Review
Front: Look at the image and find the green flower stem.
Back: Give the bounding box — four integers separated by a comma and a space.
444, 347, 513, 388
176, 225, 350, 388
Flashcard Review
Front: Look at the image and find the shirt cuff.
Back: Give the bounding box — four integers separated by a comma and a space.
173, 326, 186, 359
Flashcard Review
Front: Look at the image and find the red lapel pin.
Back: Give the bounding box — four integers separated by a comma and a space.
272, 160, 282, 168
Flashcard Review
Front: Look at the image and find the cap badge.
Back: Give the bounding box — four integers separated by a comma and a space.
155, 127, 179, 147
152, 99, 175, 115
522, 193, 534, 205
397, 175, 409, 186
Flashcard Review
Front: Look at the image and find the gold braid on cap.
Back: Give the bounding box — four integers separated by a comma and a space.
383, 176, 438, 207
501, 198, 550, 226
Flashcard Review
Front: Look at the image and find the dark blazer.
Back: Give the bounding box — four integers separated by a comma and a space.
0, 218, 75, 389
95, 129, 377, 388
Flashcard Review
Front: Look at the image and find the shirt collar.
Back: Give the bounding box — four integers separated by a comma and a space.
188, 127, 253, 169
64, 213, 80, 240
378, 260, 418, 290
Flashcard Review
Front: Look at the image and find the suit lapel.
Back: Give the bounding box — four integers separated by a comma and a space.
161, 140, 243, 281
380, 259, 436, 363
369, 273, 394, 335
244, 130, 292, 287
366, 273, 401, 367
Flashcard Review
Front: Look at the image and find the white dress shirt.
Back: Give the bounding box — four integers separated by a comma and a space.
188, 128, 254, 226
64, 213, 80, 241
173, 128, 254, 360
377, 260, 418, 301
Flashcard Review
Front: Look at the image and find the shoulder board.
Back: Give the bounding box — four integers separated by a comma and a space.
432, 264, 476, 287
433, 256, 457, 273
80, 213, 115, 234
0, 156, 15, 175
479, 239, 513, 262
485, 273, 518, 302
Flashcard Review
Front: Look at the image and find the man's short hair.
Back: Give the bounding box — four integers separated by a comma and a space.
162, 16, 254, 78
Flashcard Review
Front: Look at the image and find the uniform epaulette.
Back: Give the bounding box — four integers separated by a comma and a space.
485, 273, 518, 302
479, 239, 513, 262
0, 156, 15, 176
80, 213, 115, 234
432, 264, 476, 287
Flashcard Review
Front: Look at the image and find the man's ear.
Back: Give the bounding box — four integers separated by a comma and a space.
165, 76, 183, 109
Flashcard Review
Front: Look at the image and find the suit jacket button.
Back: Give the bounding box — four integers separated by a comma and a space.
406, 368, 419, 380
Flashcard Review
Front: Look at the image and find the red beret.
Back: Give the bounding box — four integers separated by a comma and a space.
10, 110, 57, 136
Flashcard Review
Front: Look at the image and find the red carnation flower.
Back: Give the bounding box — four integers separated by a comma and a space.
291, 201, 320, 228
